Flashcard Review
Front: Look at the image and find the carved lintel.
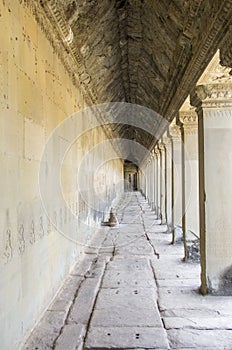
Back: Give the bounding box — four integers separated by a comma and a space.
191, 83, 232, 109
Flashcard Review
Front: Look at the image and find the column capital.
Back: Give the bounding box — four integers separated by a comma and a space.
162, 133, 172, 146
157, 141, 165, 152
190, 83, 232, 110
169, 122, 181, 142
154, 145, 160, 156
179, 110, 198, 134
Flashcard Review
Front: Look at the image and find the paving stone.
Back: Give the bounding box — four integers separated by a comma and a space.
163, 316, 232, 330
118, 223, 144, 233
70, 258, 95, 276
59, 275, 83, 301
146, 225, 168, 233
167, 329, 232, 349
42, 310, 67, 332
161, 308, 224, 318
116, 246, 154, 256
101, 269, 156, 288
84, 326, 169, 349
23, 326, 59, 349
157, 278, 199, 288
23, 192, 232, 350
106, 257, 151, 271
68, 277, 103, 325
95, 287, 157, 308
90, 304, 163, 327
84, 261, 106, 279
55, 324, 86, 350
48, 297, 73, 313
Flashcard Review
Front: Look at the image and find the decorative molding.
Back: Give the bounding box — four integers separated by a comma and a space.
20, 0, 97, 107
162, 135, 172, 146
191, 83, 232, 109
179, 111, 198, 135
220, 24, 232, 71
169, 124, 181, 141
160, 1, 232, 121
158, 142, 165, 152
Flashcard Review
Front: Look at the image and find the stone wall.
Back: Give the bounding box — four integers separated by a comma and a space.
0, 2, 123, 349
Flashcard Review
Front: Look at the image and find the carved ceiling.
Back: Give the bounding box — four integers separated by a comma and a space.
37, 0, 232, 162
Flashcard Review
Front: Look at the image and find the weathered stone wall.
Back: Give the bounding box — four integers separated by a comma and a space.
0, 2, 123, 349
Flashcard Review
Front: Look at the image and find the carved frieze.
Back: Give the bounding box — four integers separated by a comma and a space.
191, 83, 232, 109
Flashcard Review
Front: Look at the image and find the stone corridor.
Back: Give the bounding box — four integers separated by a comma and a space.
23, 192, 232, 350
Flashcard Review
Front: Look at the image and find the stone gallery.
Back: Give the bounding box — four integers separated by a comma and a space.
0, 0, 232, 349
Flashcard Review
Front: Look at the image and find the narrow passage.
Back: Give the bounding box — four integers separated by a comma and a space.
23, 192, 232, 350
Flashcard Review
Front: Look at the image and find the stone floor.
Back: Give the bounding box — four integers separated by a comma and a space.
23, 192, 232, 350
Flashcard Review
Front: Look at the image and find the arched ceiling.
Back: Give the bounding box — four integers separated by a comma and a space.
37, 0, 232, 161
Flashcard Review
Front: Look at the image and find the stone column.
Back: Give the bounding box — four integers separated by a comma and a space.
148, 157, 152, 206
151, 151, 155, 211
162, 132, 173, 232
179, 110, 200, 261
169, 119, 182, 244
158, 142, 166, 224
154, 145, 161, 219
145, 161, 149, 201
191, 83, 232, 295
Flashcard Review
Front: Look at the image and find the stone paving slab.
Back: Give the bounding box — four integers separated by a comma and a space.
106, 257, 151, 270
23, 325, 60, 350
163, 316, 232, 330
116, 244, 154, 256
101, 269, 156, 289
59, 275, 83, 301
68, 276, 104, 325
70, 257, 96, 277
55, 324, 86, 350
24, 192, 232, 350
95, 287, 157, 309
84, 327, 169, 349
161, 308, 225, 318
167, 329, 232, 349
90, 305, 163, 327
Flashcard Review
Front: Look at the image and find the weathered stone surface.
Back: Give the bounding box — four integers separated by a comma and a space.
164, 316, 232, 330
68, 277, 103, 325
22, 192, 232, 350
167, 329, 232, 349
59, 276, 83, 301
95, 287, 157, 309
84, 326, 169, 349
101, 269, 156, 289
55, 324, 86, 350
90, 305, 162, 327
106, 257, 151, 271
